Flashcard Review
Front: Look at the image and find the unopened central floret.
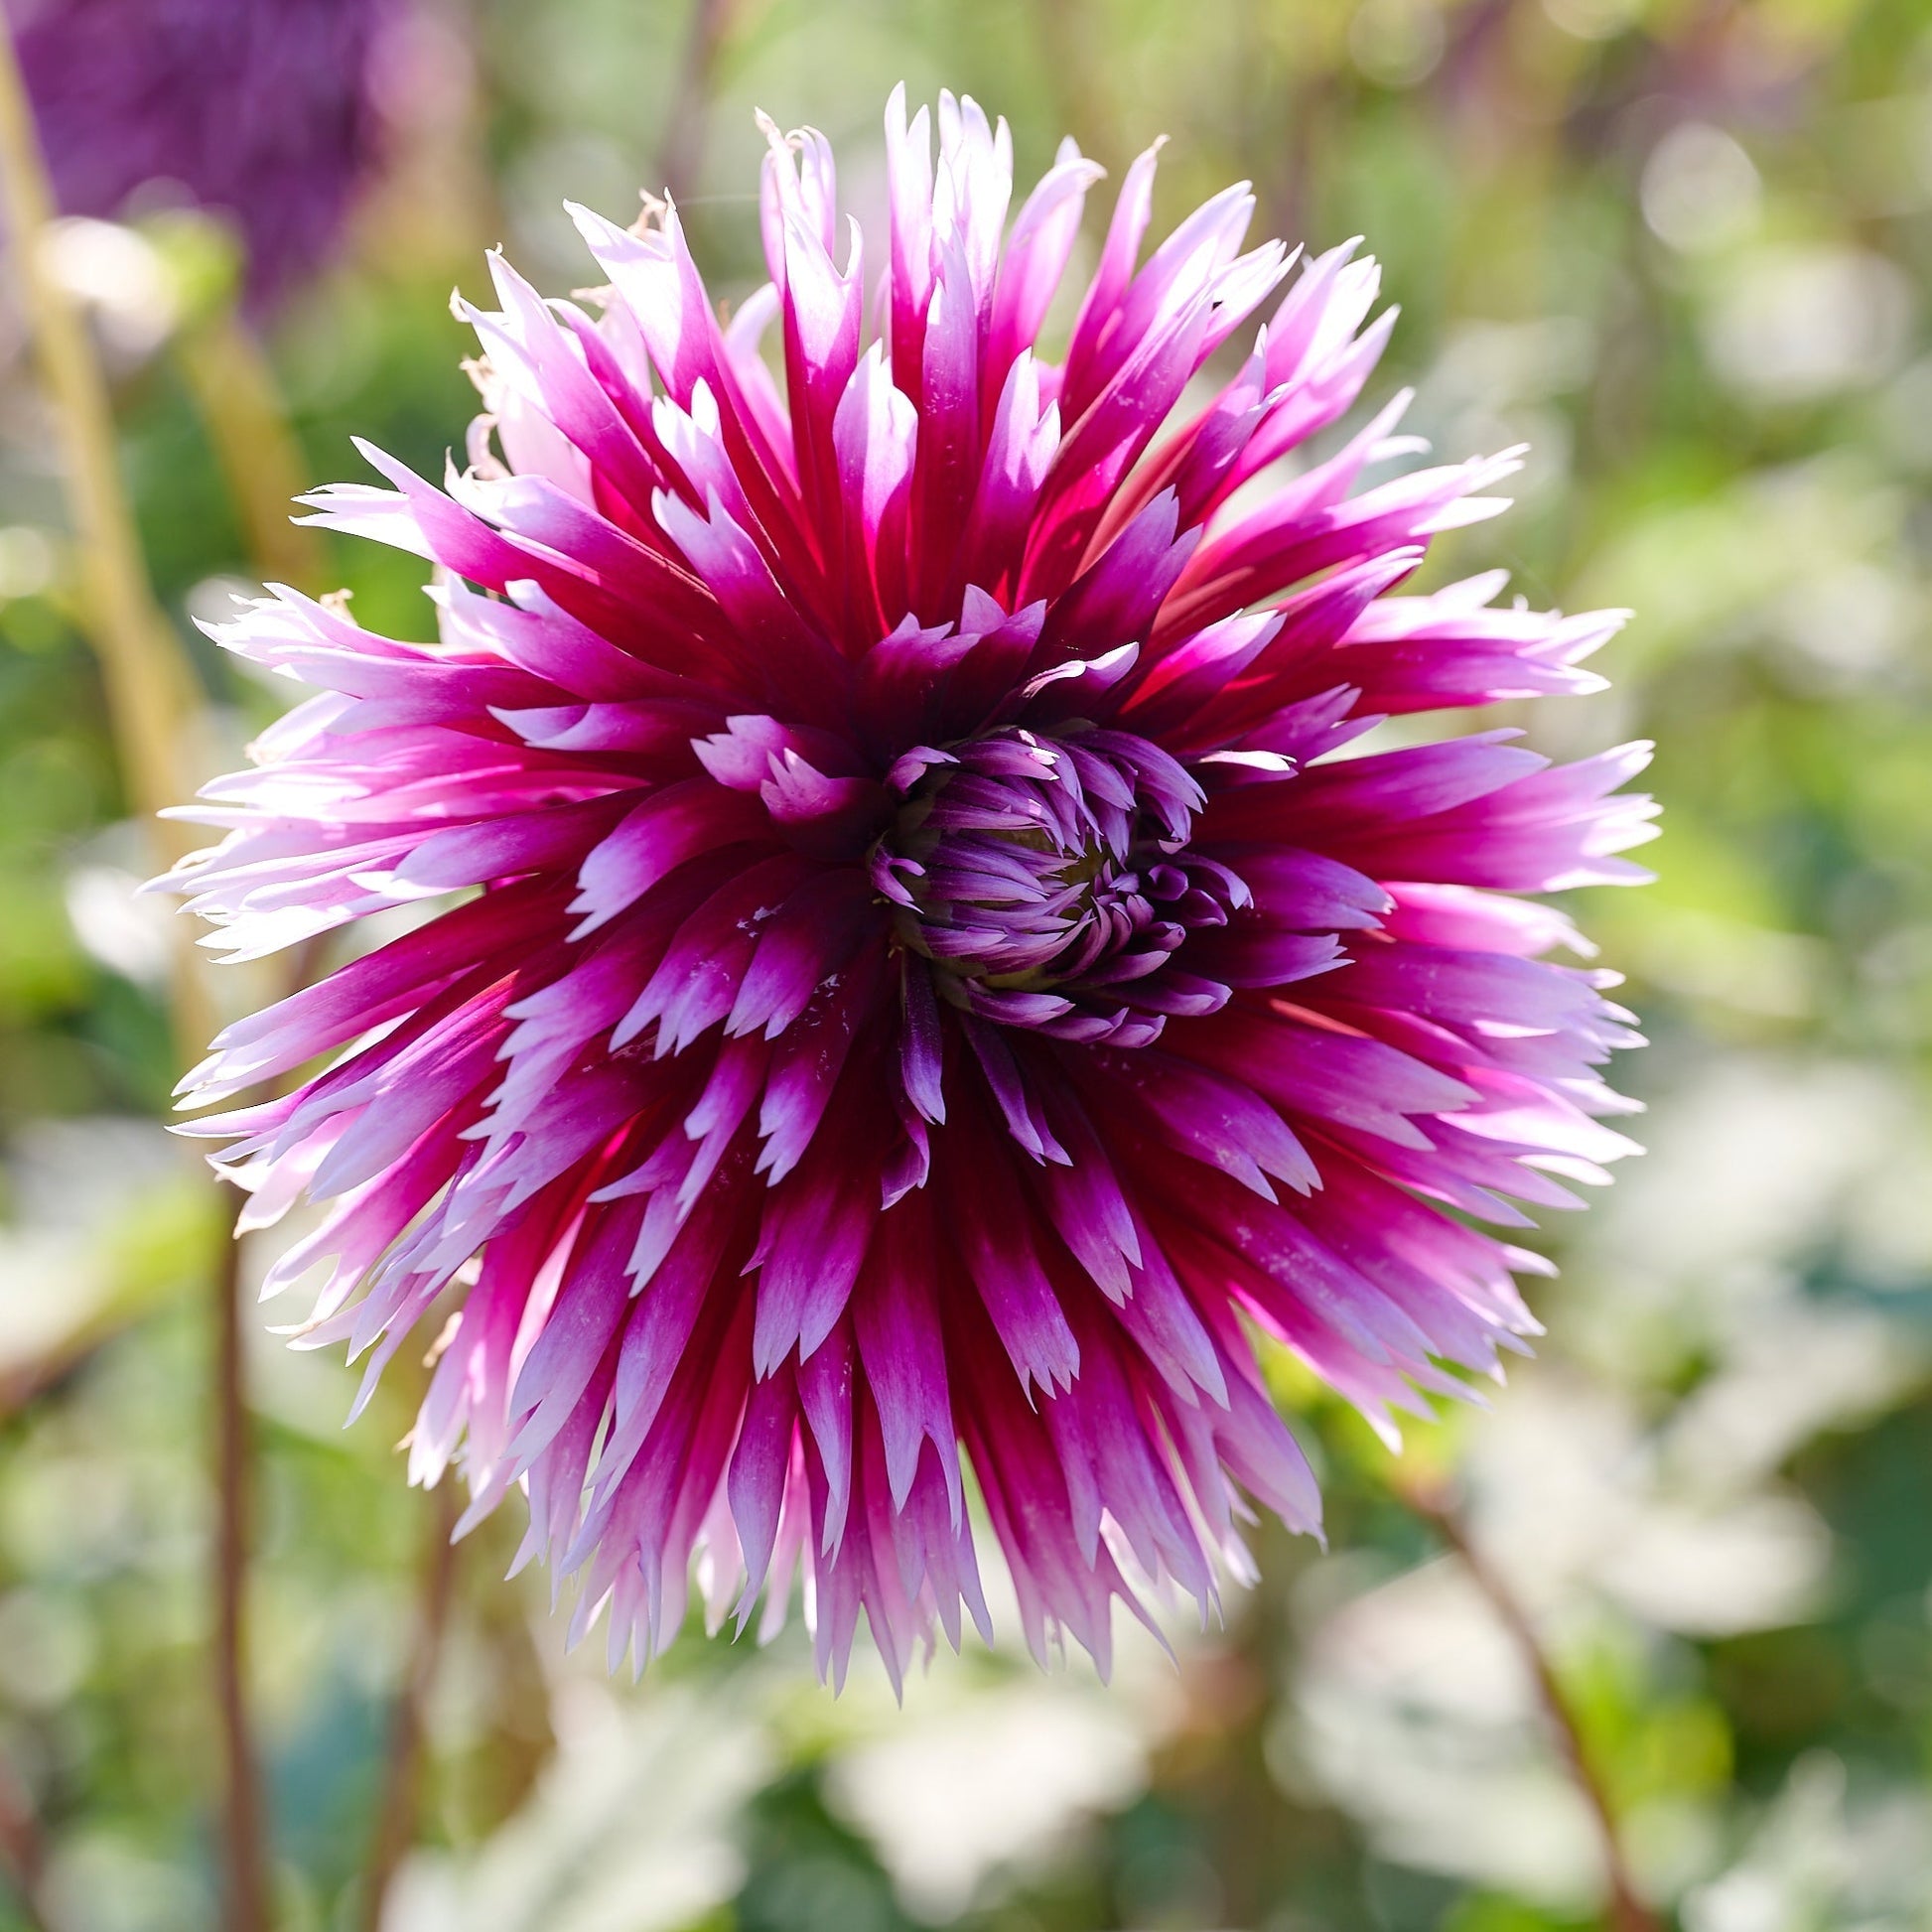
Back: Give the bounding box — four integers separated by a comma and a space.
871, 726, 1244, 1045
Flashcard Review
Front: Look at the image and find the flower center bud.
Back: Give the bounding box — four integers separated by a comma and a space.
872, 727, 1240, 1043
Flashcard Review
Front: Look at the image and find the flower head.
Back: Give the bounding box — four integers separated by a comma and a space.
16, 0, 392, 307
167, 91, 1655, 1686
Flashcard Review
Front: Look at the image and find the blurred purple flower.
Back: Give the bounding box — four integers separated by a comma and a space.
165, 91, 1655, 1687
12, 0, 391, 306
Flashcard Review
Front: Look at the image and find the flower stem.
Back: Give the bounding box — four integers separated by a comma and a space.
1403, 1477, 1661, 1932
212, 1209, 272, 1932
0, 1752, 60, 1932
356, 1483, 461, 1932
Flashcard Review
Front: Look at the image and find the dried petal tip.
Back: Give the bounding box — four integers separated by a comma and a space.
166, 90, 1652, 1687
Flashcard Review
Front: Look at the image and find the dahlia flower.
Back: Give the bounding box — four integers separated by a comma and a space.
13, 0, 390, 307
166, 91, 1654, 1687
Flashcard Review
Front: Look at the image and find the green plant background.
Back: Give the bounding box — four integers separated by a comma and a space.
2, 0, 1930, 1927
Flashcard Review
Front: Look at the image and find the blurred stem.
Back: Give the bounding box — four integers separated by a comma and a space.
656, 0, 740, 201
356, 1483, 461, 1932
0, 17, 213, 1061
0, 1753, 60, 1932
0, 22, 268, 1932
175, 309, 331, 594
1403, 1479, 1661, 1932
213, 1203, 272, 1932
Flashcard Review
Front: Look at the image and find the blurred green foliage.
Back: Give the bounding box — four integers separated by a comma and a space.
1, 0, 1930, 1928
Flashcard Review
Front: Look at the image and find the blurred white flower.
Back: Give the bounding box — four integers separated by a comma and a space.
0, 525, 55, 601
381, 1684, 770, 1932
1594, 1493, 1829, 1637
184, 575, 265, 631
1461, 1375, 1836, 1636
1285, 1556, 1607, 1908
1705, 246, 1912, 403
1661, 1299, 1921, 1495
1595, 1058, 1923, 1293
43, 216, 179, 361
1413, 317, 1592, 503
1347, 0, 1446, 87
0, 1587, 95, 1711
41, 1828, 210, 1932
1683, 1754, 1932, 1932
824, 1681, 1150, 1919
65, 863, 173, 986
1642, 125, 1762, 254
1771, 560, 1913, 690
0, 1118, 183, 1383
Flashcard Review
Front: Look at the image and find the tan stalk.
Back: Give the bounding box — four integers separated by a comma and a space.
356, 1483, 462, 1932
0, 22, 268, 1932
176, 306, 331, 593
0, 19, 213, 1056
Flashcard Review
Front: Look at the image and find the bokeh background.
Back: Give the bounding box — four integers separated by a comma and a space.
1, 0, 1930, 1928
